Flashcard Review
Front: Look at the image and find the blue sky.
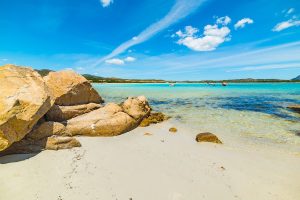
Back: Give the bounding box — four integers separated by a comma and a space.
0, 0, 300, 80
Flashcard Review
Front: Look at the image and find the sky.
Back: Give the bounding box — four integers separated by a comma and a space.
0, 0, 300, 80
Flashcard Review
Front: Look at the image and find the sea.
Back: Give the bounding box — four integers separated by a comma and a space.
94, 83, 300, 153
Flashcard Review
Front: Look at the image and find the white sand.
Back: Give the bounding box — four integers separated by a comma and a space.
1, 121, 300, 200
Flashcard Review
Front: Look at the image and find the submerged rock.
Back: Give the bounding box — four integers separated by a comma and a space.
195, 132, 222, 144
139, 112, 169, 127
45, 103, 102, 122
169, 127, 177, 133
44, 70, 103, 106
0, 65, 52, 151
287, 105, 300, 114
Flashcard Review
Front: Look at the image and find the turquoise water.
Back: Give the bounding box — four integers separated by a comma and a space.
94, 83, 300, 151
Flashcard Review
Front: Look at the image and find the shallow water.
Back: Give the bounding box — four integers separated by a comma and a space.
94, 83, 300, 152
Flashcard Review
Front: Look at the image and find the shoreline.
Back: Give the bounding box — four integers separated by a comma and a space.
1, 120, 300, 200
91, 82, 300, 84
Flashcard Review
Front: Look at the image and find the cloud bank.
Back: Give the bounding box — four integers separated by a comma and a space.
93, 0, 206, 66
175, 16, 231, 51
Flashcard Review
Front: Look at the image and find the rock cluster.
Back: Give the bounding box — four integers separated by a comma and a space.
0, 64, 152, 155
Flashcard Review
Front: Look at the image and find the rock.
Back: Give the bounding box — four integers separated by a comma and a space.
27, 121, 69, 140
66, 97, 151, 136
0, 65, 52, 151
121, 96, 151, 120
0, 136, 81, 155
66, 103, 137, 136
139, 112, 169, 127
44, 70, 103, 106
287, 105, 300, 113
169, 127, 177, 133
45, 103, 102, 122
195, 132, 222, 144
44, 136, 81, 151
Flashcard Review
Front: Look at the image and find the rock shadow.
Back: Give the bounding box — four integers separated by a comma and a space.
0, 153, 39, 164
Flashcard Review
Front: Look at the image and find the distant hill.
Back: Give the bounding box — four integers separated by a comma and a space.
292, 75, 300, 81
82, 74, 166, 83
35, 69, 300, 83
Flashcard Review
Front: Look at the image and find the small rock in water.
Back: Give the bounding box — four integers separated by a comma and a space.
169, 127, 177, 133
139, 112, 170, 127
287, 104, 300, 114
195, 132, 223, 144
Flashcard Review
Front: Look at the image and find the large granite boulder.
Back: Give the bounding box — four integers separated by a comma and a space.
122, 96, 151, 120
66, 104, 135, 137
45, 103, 102, 122
44, 70, 103, 106
66, 96, 151, 136
0, 65, 52, 151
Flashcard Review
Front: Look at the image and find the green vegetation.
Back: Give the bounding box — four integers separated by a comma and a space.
82, 74, 166, 83
36, 69, 53, 77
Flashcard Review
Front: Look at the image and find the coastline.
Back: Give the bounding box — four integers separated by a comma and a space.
1, 120, 300, 200
1, 66, 299, 200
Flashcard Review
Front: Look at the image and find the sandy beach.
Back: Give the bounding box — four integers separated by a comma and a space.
1, 120, 299, 200
1, 0, 300, 199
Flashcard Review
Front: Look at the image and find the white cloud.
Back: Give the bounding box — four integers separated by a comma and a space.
105, 58, 124, 65
124, 56, 136, 62
216, 16, 231, 25
175, 17, 231, 52
287, 8, 295, 15
234, 18, 254, 29
272, 19, 300, 32
100, 0, 113, 7
0, 58, 8, 62
105, 56, 136, 65
92, 0, 206, 66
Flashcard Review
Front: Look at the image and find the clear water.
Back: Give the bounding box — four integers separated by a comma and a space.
93, 83, 300, 152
